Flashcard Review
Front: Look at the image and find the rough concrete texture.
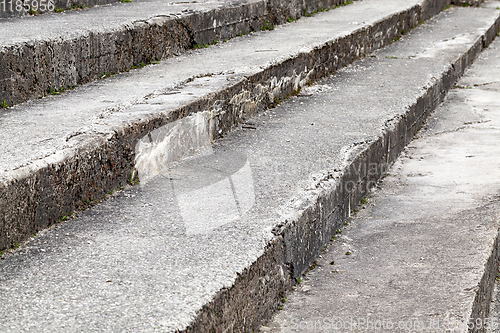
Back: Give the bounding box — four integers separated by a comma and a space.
265, 29, 500, 333
452, 0, 484, 7
0, 0, 366, 103
1, 6, 499, 332
0, 0, 453, 250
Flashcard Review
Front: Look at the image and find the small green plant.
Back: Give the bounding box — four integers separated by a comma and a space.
336, 229, 342, 234
392, 36, 401, 42
223, 38, 227, 42
131, 62, 147, 69
98, 72, 111, 79
330, 235, 337, 241
48, 87, 61, 95
149, 57, 161, 65
120, 0, 131, 2
361, 197, 368, 204
345, 251, 351, 255
353, 209, 359, 214
273, 97, 281, 105
443, 5, 451, 10
343, 221, 349, 226
0, 100, 13, 108
29, 7, 37, 15
461, 3, 470, 7
193, 43, 209, 49
260, 20, 274, 31
84, 198, 91, 205
54, 7, 64, 12
129, 171, 140, 185
0, 250, 4, 256
332, 0, 352, 9
13, 242, 20, 249
401, 29, 406, 35
238, 31, 242, 37
496, 6, 500, 10
296, 278, 302, 284
108, 190, 114, 195
286, 17, 296, 23
303, 8, 317, 17
281, 297, 287, 303
67, 85, 75, 90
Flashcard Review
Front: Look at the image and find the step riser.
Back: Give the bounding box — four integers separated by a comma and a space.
0, 0, 357, 105
0, 1, 446, 250
178, 14, 500, 333
473, 233, 500, 333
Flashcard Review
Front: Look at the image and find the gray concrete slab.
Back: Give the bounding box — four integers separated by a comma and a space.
264, 21, 500, 333
0, 0, 449, 249
1, 5, 499, 332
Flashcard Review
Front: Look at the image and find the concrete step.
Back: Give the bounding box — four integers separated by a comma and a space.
1, 4, 499, 332
0, 0, 428, 105
0, 0, 453, 250
265, 19, 500, 332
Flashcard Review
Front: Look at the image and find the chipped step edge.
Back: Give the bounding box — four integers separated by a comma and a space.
0, 0, 355, 106
178, 12, 500, 333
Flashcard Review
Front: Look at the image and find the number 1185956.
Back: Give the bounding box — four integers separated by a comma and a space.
1, 0, 55, 12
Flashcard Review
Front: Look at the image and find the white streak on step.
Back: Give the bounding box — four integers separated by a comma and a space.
134, 111, 212, 181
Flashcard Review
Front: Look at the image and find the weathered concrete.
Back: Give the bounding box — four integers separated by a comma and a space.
0, 0, 455, 250
1, 6, 499, 332
265, 22, 500, 333
0, 0, 369, 103
452, 0, 484, 7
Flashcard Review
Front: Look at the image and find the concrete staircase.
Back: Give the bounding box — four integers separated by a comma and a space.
1, 0, 499, 332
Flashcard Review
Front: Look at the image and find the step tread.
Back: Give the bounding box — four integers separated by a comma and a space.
0, 0, 423, 177
266, 33, 500, 332
0, 0, 235, 46
1, 5, 499, 332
